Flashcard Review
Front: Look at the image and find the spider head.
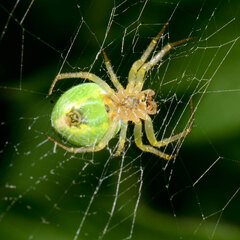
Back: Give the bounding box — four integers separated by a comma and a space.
139, 89, 157, 115
111, 88, 158, 122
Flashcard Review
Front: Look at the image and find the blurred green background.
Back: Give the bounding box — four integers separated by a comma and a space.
0, 0, 239, 239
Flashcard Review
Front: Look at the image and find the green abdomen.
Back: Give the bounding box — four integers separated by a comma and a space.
51, 83, 115, 146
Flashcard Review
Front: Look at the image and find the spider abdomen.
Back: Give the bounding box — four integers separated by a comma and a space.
51, 83, 120, 146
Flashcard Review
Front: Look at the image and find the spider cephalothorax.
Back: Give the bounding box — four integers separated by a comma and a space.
48, 22, 193, 159
107, 88, 157, 123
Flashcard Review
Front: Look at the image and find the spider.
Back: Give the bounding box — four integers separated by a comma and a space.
47, 22, 194, 160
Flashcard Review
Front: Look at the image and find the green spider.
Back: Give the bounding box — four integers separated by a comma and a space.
48, 22, 193, 160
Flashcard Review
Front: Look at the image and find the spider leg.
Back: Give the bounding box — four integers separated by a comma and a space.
102, 49, 124, 91
134, 119, 177, 160
48, 72, 117, 99
47, 120, 119, 154
144, 99, 193, 147
127, 22, 169, 91
113, 121, 128, 157
134, 37, 194, 92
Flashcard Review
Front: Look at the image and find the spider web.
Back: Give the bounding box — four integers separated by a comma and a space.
0, 0, 239, 239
